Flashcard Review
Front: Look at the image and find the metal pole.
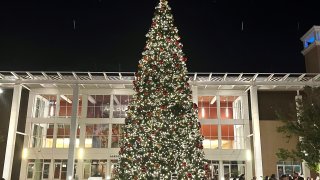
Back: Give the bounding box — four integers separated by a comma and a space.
66, 84, 79, 179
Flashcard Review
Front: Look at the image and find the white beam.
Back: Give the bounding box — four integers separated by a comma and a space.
296, 74, 306, 82
41, 72, 50, 80
265, 74, 274, 81
249, 86, 264, 179
193, 73, 197, 81
2, 85, 22, 180
26, 72, 34, 79
11, 72, 20, 79
72, 72, 78, 80
88, 72, 93, 80
252, 73, 259, 82
280, 74, 290, 81
223, 73, 228, 81
103, 73, 108, 80
57, 72, 63, 80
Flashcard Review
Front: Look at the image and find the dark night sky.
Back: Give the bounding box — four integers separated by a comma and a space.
0, 0, 319, 73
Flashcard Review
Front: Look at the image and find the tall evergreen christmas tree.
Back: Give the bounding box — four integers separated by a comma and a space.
114, 0, 207, 179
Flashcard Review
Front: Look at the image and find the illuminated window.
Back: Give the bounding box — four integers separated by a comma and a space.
221, 125, 244, 149
54, 160, 77, 179
85, 124, 109, 148
56, 124, 80, 148
30, 123, 54, 148
87, 95, 111, 118
27, 159, 50, 179
33, 95, 57, 118
113, 95, 132, 118
110, 160, 118, 179
111, 124, 123, 148
201, 125, 218, 149
198, 96, 217, 120
83, 160, 107, 179
223, 161, 245, 180
59, 95, 82, 118
220, 96, 242, 120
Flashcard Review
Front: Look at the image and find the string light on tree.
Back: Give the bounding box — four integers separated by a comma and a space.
114, 0, 207, 179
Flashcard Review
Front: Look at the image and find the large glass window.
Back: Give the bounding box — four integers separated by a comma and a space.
201, 125, 218, 149
205, 160, 219, 180
198, 96, 217, 119
110, 160, 118, 179
220, 96, 242, 120
221, 125, 244, 149
87, 95, 111, 118
56, 124, 80, 148
111, 124, 123, 148
223, 161, 245, 180
33, 95, 57, 118
85, 124, 109, 148
277, 161, 302, 178
83, 160, 107, 179
31, 123, 54, 148
113, 95, 132, 118
27, 159, 50, 180
59, 95, 82, 118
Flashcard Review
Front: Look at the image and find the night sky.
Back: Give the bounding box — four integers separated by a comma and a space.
0, 0, 319, 73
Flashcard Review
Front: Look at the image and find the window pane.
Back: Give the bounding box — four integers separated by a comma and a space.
87, 95, 111, 118
86, 124, 109, 148
198, 96, 217, 119
220, 96, 242, 120
112, 125, 122, 148
27, 163, 34, 178
43, 164, 50, 178
221, 125, 244, 149
113, 95, 131, 118
33, 95, 57, 118
201, 125, 218, 149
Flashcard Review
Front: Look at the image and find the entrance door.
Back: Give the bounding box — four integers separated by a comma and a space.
224, 165, 231, 180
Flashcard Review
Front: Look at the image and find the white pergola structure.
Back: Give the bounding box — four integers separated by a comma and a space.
1, 71, 320, 180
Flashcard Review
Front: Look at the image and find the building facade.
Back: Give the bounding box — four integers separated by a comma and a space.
1, 26, 320, 180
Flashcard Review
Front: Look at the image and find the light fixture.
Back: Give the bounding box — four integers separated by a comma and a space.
60, 95, 72, 104
210, 96, 216, 104
22, 148, 28, 159
78, 148, 84, 159
201, 97, 205, 118
0, 88, 3, 94
246, 149, 252, 161
88, 95, 96, 104
50, 106, 54, 116
225, 97, 229, 118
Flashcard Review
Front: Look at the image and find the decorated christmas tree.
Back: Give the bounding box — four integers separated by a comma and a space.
114, 0, 207, 179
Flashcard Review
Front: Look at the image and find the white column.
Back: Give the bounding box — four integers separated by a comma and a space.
243, 95, 253, 180
219, 160, 223, 180
3, 85, 22, 180
191, 85, 198, 104
250, 86, 263, 179
19, 92, 35, 180
67, 84, 79, 179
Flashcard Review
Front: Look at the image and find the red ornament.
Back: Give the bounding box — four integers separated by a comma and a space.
166, 38, 171, 42
182, 162, 187, 167
187, 173, 192, 178
144, 92, 148, 96
193, 103, 198, 109
182, 57, 188, 62
159, 60, 164, 64
204, 163, 209, 170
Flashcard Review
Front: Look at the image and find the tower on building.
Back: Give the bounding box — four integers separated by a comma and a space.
301, 26, 320, 73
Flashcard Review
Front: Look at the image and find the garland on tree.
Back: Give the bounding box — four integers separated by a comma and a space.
114, 0, 208, 179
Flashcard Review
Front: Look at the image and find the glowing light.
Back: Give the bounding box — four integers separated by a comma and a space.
78, 148, 84, 159
88, 95, 96, 104
60, 95, 72, 104
246, 149, 252, 161
201, 108, 205, 118
106, 176, 111, 180
22, 148, 28, 159
50, 106, 54, 116
225, 108, 229, 118
0, 88, 3, 94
